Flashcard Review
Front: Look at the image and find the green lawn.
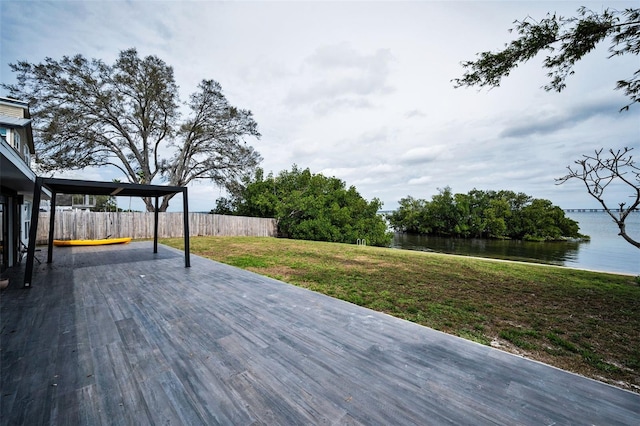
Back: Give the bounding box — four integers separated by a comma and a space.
161, 236, 640, 392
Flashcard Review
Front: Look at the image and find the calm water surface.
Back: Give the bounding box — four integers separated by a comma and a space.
391, 212, 639, 275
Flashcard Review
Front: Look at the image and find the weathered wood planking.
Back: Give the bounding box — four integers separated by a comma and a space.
36, 211, 277, 243
1, 242, 638, 425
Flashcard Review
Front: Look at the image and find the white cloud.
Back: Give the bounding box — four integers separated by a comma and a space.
400, 146, 447, 165
405, 110, 427, 119
285, 43, 395, 111
408, 176, 433, 185
499, 97, 625, 138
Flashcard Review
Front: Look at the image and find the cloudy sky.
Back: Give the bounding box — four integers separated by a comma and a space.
2, 0, 638, 212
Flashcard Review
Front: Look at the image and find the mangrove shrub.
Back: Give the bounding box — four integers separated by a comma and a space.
387, 188, 586, 241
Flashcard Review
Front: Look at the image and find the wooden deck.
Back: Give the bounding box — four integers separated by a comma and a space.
1, 242, 638, 425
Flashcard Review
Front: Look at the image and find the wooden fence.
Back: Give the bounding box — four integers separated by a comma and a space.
36, 211, 277, 243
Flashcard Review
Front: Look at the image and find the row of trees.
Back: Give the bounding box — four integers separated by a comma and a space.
213, 166, 392, 246
387, 188, 585, 241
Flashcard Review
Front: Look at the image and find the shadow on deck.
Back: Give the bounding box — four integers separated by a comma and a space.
1, 242, 638, 424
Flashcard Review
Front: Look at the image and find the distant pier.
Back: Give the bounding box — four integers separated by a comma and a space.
378, 208, 638, 214
563, 208, 639, 213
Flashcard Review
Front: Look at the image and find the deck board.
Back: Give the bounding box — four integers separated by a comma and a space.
1, 241, 638, 425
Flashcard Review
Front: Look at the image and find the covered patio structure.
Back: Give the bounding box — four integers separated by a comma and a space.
23, 177, 190, 287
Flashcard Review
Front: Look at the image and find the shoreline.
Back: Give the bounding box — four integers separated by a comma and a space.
388, 245, 639, 277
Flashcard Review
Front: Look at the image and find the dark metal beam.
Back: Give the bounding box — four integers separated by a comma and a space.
23, 177, 42, 287
40, 177, 184, 197
47, 190, 57, 263
183, 188, 190, 268
154, 196, 159, 254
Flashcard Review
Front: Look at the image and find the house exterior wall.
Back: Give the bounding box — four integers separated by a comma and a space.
0, 101, 33, 166
1, 127, 30, 165
0, 104, 24, 118
0, 97, 36, 273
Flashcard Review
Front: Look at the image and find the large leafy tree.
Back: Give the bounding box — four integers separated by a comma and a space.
453, 7, 639, 248
3, 48, 261, 211
214, 166, 392, 246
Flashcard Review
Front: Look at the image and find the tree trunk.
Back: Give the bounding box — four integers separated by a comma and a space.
159, 193, 177, 212
617, 222, 640, 249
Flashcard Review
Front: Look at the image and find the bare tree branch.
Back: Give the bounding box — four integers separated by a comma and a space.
557, 147, 640, 249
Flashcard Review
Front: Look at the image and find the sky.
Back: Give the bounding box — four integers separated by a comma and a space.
1, 0, 639, 212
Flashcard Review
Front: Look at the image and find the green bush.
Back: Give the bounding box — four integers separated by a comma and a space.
214, 166, 392, 246
387, 188, 586, 241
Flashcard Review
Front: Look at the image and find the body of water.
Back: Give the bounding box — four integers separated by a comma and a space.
391, 211, 639, 275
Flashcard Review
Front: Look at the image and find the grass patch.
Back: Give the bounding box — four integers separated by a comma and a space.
625, 350, 640, 370
499, 328, 540, 350
161, 236, 640, 392
459, 328, 492, 346
227, 255, 270, 269
546, 332, 578, 353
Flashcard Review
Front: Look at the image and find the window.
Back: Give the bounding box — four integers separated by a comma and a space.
22, 141, 31, 165
2, 128, 18, 149
23, 202, 31, 240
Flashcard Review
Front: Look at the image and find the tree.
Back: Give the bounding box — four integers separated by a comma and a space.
453, 7, 639, 248
215, 166, 392, 246
91, 195, 119, 212
453, 7, 640, 111
387, 188, 584, 241
557, 148, 639, 248
3, 48, 261, 212
426, 187, 459, 236
386, 196, 431, 234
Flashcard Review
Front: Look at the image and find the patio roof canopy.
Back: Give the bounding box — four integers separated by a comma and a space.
39, 178, 186, 198
23, 177, 191, 287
